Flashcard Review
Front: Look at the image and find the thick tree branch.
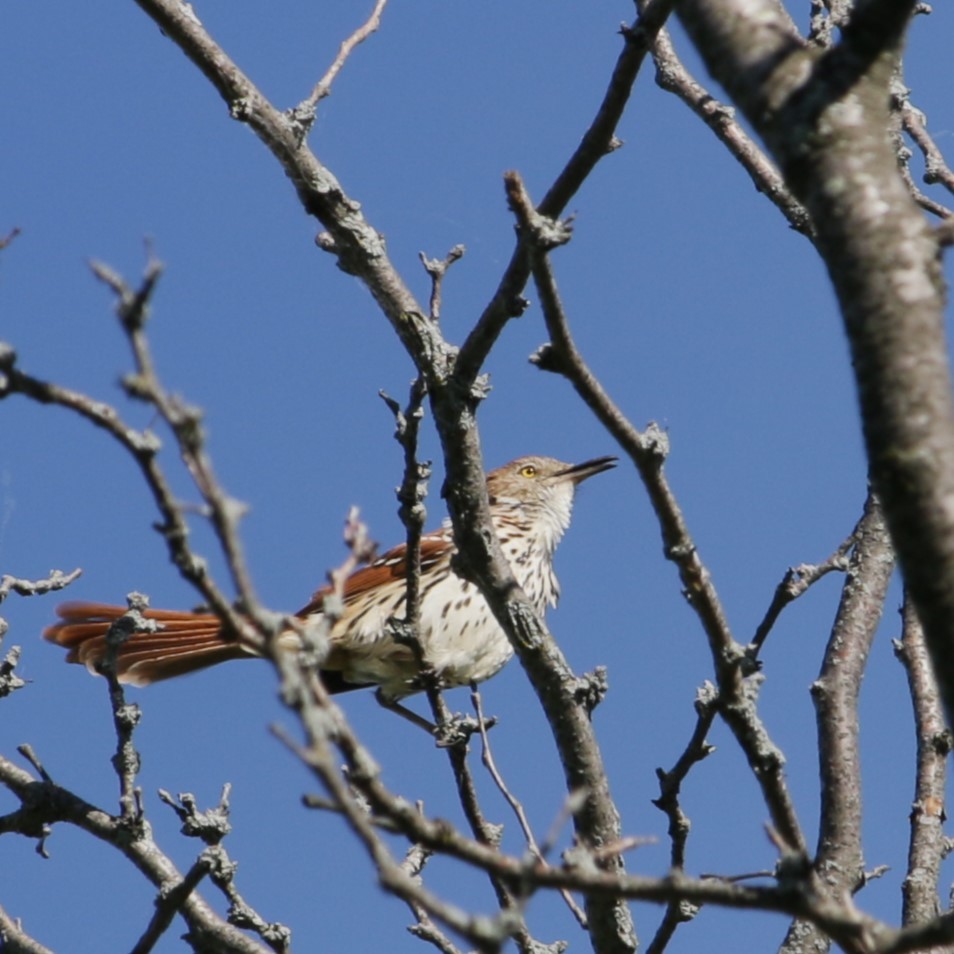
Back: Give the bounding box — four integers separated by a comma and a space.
676, 0, 954, 732
782, 492, 894, 952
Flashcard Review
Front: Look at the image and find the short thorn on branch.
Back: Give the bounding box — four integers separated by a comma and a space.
529, 342, 570, 376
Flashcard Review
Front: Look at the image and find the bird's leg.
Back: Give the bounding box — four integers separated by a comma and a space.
374, 689, 485, 747
374, 688, 439, 734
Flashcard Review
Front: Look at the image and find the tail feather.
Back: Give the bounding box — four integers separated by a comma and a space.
43, 602, 254, 686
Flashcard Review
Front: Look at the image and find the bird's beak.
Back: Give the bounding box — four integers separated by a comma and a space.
558, 456, 618, 484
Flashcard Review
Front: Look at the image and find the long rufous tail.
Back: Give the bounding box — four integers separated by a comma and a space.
43, 602, 254, 686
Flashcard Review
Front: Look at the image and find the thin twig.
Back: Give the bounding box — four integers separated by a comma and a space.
902, 101, 954, 197
15, 745, 51, 784
130, 851, 214, 954
380, 378, 430, 641
96, 597, 156, 824
0, 569, 82, 603
750, 535, 855, 654
0, 642, 25, 699
378, 388, 545, 951
205, 844, 291, 954
455, 0, 676, 385
0, 227, 21, 252
0, 570, 79, 699
647, 24, 812, 235
889, 77, 954, 220
298, 0, 389, 116
472, 686, 587, 930
92, 257, 261, 623
0, 752, 275, 953
419, 245, 465, 321
402, 841, 466, 954
646, 687, 716, 953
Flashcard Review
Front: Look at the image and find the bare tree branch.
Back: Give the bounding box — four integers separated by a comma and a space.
91, 257, 263, 622
751, 535, 854, 654
471, 685, 588, 931
896, 597, 954, 930
675, 0, 954, 742
115, 12, 648, 943
297, 0, 389, 117
130, 852, 213, 954
512, 169, 806, 858
0, 752, 275, 954
455, 0, 676, 385
0, 569, 82, 698
8, 3, 954, 953
781, 492, 895, 952
0, 570, 82, 602
419, 245, 465, 322
0, 335, 260, 655
0, 904, 53, 954
902, 100, 954, 197
646, 687, 716, 953
648, 24, 812, 235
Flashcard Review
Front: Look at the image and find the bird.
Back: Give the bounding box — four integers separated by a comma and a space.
44, 455, 616, 703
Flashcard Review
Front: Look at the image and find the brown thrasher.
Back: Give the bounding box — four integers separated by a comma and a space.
44, 455, 616, 701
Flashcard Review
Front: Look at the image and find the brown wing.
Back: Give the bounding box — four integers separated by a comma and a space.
295, 532, 452, 618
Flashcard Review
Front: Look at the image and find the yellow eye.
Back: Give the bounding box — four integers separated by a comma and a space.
520, 465, 537, 478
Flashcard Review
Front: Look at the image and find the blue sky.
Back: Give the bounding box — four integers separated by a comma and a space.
2, 2, 953, 952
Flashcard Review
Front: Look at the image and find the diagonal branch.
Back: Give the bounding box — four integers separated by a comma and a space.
0, 754, 274, 954
455, 0, 676, 386
0, 903, 54, 954
781, 492, 895, 952
895, 595, 953, 927
675, 0, 954, 732
509, 170, 806, 856
297, 0, 389, 117
648, 25, 812, 235
0, 279, 262, 656
102, 5, 686, 950
750, 534, 854, 654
